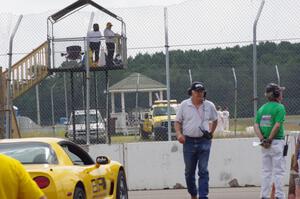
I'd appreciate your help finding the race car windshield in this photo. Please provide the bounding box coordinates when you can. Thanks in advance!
[0,142,58,164]
[153,107,176,116]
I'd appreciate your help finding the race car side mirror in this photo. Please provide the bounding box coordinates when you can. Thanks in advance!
[96,156,111,168]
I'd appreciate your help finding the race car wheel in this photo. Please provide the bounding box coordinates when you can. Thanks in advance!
[74,186,86,199]
[116,170,128,199]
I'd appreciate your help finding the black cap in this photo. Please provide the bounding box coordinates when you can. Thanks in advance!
[190,81,205,91]
[265,83,285,94]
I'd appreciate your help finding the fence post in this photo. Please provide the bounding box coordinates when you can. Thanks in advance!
[51,83,56,136]
[6,15,23,138]
[188,69,192,84]
[253,0,265,117]
[164,7,171,141]
[0,67,4,138]
[275,65,281,86]
[232,67,237,136]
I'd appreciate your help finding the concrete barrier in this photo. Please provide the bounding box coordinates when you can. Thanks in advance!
[89,143,125,165]
[88,138,293,190]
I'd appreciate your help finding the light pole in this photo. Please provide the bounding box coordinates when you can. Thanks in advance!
[51,83,56,136]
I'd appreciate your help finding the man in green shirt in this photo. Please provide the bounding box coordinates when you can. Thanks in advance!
[254,83,286,199]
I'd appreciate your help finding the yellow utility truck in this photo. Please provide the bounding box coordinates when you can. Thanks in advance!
[140,100,178,141]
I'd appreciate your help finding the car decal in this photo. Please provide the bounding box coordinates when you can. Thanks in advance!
[91,177,106,193]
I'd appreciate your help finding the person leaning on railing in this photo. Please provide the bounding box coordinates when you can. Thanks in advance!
[104,22,120,67]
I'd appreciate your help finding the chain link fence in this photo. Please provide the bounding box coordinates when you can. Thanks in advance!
[1,0,300,144]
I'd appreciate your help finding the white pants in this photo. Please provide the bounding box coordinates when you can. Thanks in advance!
[261,140,286,199]
[224,119,229,131]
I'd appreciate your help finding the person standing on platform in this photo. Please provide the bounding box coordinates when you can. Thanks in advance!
[104,22,119,66]
[87,23,102,64]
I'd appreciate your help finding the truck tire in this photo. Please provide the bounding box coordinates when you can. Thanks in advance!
[154,126,168,141]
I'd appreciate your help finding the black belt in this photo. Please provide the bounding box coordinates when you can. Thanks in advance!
[185,135,206,140]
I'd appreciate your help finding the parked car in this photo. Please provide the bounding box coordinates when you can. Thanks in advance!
[67,109,106,144]
[0,137,128,199]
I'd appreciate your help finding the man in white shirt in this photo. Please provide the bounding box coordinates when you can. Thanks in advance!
[104,22,117,66]
[222,106,230,131]
[216,106,224,133]
[175,81,218,199]
[87,23,102,63]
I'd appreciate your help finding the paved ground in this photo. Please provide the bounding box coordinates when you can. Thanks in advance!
[129,187,289,199]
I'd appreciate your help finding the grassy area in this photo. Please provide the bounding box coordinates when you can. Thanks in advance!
[111,135,141,143]
[21,133,143,143]
[18,115,300,143]
[229,115,300,132]
[229,118,253,132]
[21,131,65,138]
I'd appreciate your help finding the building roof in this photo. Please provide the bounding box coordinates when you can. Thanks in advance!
[49,0,122,23]
[109,73,166,93]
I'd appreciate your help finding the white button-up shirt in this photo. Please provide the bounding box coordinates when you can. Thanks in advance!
[87,31,102,43]
[175,98,218,137]
[104,28,115,43]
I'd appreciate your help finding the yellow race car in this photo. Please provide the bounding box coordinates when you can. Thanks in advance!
[0,137,128,199]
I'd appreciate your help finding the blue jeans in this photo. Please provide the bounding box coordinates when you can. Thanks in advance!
[183,136,212,199]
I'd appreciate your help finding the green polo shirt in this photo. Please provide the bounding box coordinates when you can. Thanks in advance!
[255,102,286,139]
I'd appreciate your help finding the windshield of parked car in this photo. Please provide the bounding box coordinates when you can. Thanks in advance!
[74,114,103,124]
[153,106,176,116]
[0,142,58,164]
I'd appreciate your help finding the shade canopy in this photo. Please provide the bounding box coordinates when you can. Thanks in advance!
[109,73,166,93]
[49,0,122,23]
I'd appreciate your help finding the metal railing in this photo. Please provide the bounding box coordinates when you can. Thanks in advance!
[3,41,49,99]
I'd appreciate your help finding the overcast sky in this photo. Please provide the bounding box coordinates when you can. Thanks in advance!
[0,0,187,14]
[1,0,300,68]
